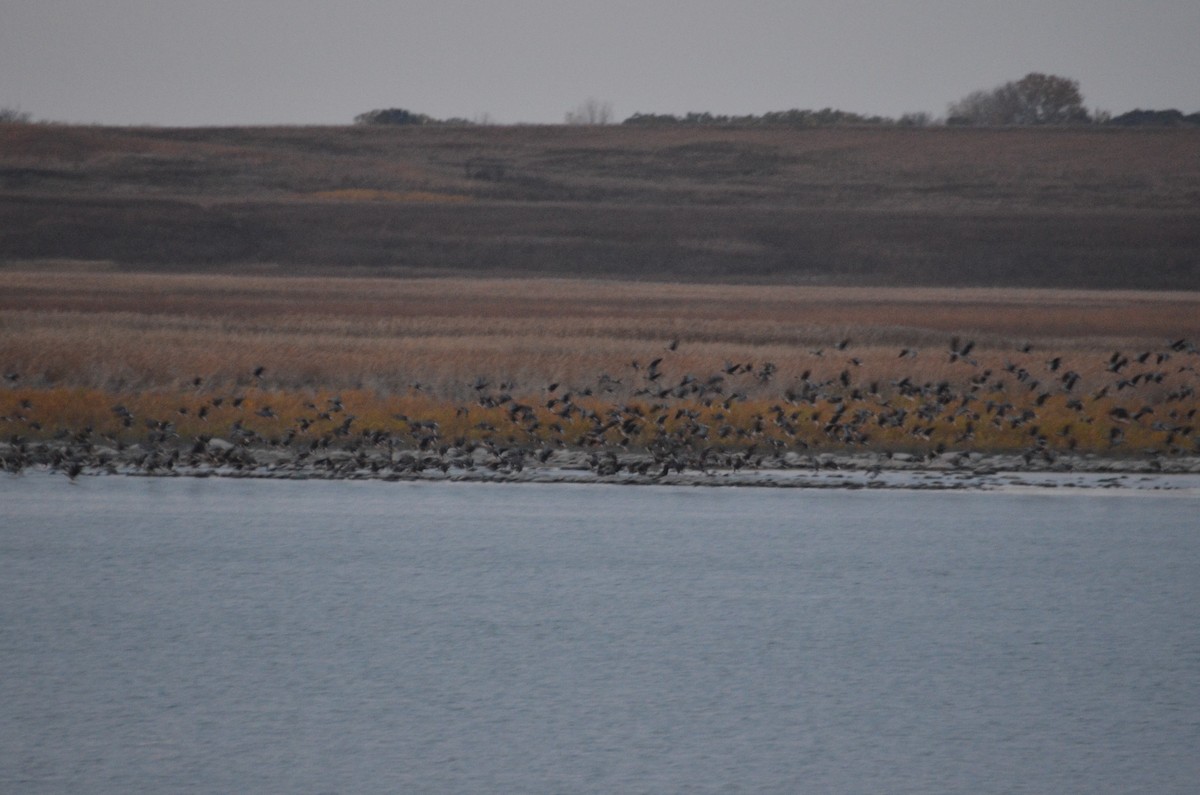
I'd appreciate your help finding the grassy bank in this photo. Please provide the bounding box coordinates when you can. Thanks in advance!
[3,123,1199,288]
[3,271,1197,466]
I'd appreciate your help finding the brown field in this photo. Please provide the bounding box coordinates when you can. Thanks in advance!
[4,270,1199,391]
[3,123,1199,288]
[3,123,1199,467]
[3,270,1197,461]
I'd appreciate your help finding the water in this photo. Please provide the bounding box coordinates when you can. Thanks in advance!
[2,474,1198,794]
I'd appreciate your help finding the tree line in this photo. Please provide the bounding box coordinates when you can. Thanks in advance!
[6,74,1195,129]
[352,73,1199,129]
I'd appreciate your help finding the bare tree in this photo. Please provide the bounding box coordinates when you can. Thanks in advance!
[947,89,1006,125]
[564,98,613,125]
[1003,73,1088,124]
[948,73,1088,126]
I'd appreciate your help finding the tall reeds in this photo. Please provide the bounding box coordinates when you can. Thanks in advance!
[2,272,1196,460]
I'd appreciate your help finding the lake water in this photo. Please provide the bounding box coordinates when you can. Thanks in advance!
[2,473,1198,794]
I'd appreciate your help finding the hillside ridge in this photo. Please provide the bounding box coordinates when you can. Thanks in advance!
[2,123,1198,288]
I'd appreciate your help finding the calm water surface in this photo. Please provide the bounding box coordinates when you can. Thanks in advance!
[2,474,1198,794]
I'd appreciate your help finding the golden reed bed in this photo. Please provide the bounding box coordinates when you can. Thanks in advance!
[2,270,1199,464]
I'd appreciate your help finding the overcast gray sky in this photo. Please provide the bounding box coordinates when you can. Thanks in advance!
[3,1,1198,126]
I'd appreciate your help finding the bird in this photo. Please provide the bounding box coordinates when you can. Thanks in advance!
[949,338,976,363]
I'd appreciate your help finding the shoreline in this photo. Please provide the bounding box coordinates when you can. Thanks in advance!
[5,441,1199,493]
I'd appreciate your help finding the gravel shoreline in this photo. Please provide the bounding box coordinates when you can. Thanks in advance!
[6,440,1200,492]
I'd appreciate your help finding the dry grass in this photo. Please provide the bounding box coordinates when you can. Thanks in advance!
[6,123,1198,210]
[2,270,1197,459]
[3,271,1198,393]
[5,123,1197,462]
[304,189,472,203]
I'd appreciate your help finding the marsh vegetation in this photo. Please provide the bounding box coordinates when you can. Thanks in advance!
[2,271,1197,478]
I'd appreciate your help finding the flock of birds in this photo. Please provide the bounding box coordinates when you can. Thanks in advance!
[2,336,1198,481]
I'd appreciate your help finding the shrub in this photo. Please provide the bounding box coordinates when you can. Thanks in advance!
[1107,109,1200,127]
[353,108,434,126]
[0,106,32,124]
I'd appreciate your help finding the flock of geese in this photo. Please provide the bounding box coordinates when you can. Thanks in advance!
[2,337,1198,481]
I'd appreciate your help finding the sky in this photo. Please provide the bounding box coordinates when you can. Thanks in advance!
[2,1,1198,126]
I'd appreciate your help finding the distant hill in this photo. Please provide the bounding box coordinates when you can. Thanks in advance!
[2,123,1198,288]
